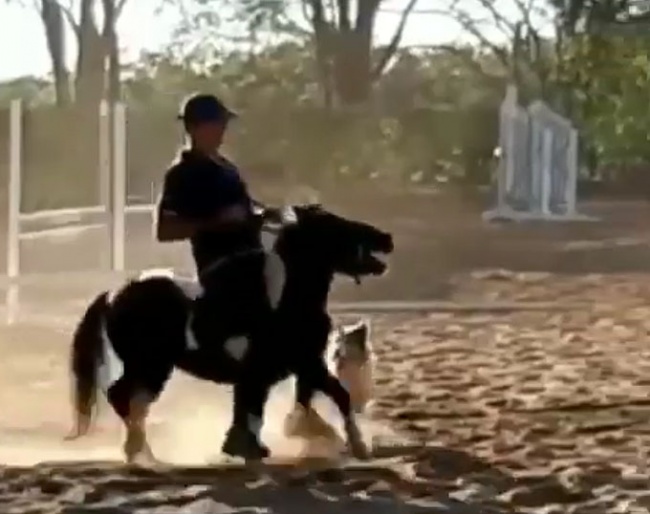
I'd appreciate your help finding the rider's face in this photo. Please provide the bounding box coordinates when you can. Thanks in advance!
[189,119,228,150]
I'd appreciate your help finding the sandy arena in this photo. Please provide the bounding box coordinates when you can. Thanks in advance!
[2,194,650,513]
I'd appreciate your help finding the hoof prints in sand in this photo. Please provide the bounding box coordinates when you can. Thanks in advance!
[3,273,650,513]
[368,303,650,513]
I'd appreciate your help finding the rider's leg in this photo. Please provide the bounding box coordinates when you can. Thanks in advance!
[199,254,276,460]
[222,373,271,460]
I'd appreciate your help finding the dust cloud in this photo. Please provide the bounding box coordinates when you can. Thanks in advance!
[0,374,397,467]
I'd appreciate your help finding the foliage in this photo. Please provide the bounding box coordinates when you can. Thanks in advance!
[4,0,650,210]
[0,41,510,210]
[172,0,421,107]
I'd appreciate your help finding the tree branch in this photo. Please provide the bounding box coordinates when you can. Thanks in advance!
[444,8,511,69]
[304,0,324,24]
[371,0,419,80]
[433,44,502,82]
[58,2,80,37]
[116,0,129,19]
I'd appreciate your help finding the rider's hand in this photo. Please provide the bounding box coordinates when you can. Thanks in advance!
[202,204,248,231]
[262,207,283,223]
[221,204,248,222]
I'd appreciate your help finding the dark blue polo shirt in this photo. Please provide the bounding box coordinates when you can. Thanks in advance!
[159,151,258,273]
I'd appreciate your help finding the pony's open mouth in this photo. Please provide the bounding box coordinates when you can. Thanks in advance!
[369,233,393,274]
[368,254,387,275]
[360,248,388,275]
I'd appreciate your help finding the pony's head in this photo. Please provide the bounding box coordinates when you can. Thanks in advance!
[274,204,393,281]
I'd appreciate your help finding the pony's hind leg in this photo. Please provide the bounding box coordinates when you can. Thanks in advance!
[107,366,172,466]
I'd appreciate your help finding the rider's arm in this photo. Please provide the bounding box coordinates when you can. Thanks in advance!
[156,168,249,243]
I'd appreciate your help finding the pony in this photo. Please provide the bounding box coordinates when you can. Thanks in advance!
[67,205,392,463]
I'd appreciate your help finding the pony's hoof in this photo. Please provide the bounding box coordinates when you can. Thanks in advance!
[124,453,165,470]
[349,441,370,461]
[222,428,270,461]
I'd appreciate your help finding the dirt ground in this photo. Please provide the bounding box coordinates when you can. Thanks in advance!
[2,191,650,513]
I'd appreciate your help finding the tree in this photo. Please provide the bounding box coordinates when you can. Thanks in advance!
[7,0,130,106]
[431,0,560,104]
[40,0,71,105]
[173,0,421,108]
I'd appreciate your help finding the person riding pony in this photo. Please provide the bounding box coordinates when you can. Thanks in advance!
[156,93,278,456]
[65,93,394,464]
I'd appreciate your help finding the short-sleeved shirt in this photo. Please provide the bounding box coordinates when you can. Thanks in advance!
[158,150,259,273]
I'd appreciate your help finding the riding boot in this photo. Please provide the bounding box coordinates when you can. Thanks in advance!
[222,425,270,461]
[222,379,271,461]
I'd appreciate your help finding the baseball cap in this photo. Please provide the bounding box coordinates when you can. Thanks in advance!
[177,93,237,125]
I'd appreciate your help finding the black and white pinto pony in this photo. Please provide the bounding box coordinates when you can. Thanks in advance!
[66,204,392,463]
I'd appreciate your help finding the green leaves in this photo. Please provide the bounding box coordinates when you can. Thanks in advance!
[563,33,650,165]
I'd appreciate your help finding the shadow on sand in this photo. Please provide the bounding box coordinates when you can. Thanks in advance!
[3,443,627,513]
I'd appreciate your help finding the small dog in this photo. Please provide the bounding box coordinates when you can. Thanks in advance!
[283,319,373,457]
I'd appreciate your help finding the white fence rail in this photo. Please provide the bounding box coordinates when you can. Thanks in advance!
[3,99,156,324]
[483,85,592,222]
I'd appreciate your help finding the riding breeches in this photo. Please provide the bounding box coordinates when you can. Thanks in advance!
[194,252,273,338]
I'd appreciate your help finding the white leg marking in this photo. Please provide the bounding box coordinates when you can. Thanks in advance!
[185,313,200,350]
[97,318,124,394]
[224,336,249,361]
[247,414,262,438]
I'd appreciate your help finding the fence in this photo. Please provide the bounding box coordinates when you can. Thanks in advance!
[2,96,599,328]
[483,85,589,222]
[2,99,156,324]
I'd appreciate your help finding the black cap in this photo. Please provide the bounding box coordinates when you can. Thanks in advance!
[177,93,236,125]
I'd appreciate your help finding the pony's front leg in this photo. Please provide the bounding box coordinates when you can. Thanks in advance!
[222,379,271,461]
[291,364,369,460]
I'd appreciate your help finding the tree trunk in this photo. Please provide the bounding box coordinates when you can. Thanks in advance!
[309,1,334,109]
[332,25,373,106]
[75,0,106,107]
[307,0,412,108]
[101,0,121,102]
[41,0,71,106]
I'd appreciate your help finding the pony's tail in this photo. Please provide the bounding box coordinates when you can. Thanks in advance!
[65,291,109,441]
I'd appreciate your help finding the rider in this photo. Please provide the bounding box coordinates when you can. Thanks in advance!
[155,93,273,458]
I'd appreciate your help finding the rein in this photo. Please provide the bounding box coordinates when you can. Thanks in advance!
[196,224,283,283]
